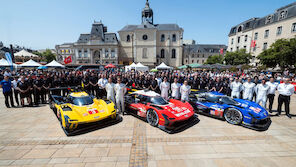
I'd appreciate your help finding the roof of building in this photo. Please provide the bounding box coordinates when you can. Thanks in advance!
[229,2,296,36]
[119,23,182,32]
[184,44,227,54]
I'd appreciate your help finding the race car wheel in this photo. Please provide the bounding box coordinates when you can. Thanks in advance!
[58,111,70,134]
[147,109,159,127]
[224,108,243,125]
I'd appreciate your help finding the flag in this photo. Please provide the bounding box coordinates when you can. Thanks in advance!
[64,55,72,64]
[5,52,13,71]
[220,48,224,55]
[251,40,256,48]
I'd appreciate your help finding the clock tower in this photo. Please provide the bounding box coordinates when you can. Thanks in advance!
[142,0,153,24]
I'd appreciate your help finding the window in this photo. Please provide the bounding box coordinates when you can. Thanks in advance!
[254,32,258,40]
[172,34,176,42]
[230,48,233,52]
[105,50,109,58]
[238,26,242,32]
[231,38,234,45]
[265,15,274,24]
[192,54,194,58]
[292,23,296,33]
[244,35,248,42]
[192,60,194,63]
[111,50,115,58]
[253,44,257,52]
[202,54,205,58]
[171,49,176,58]
[236,47,239,51]
[161,34,165,42]
[78,50,82,58]
[142,48,147,58]
[263,43,268,50]
[197,54,200,58]
[264,30,269,38]
[197,60,199,63]
[202,60,204,63]
[278,10,288,20]
[243,46,247,49]
[142,35,148,40]
[245,22,250,29]
[160,49,165,58]
[84,50,88,58]
[127,35,130,42]
[237,37,240,43]
[277,26,282,35]
[231,27,237,34]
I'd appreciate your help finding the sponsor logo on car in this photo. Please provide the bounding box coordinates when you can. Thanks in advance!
[249,106,261,113]
[88,109,99,115]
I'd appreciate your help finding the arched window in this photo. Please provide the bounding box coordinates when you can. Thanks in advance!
[161,34,165,42]
[172,34,176,42]
[238,26,242,32]
[127,35,130,42]
[161,49,165,58]
[172,49,176,58]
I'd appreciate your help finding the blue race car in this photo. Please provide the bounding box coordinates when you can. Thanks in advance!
[189,91,271,130]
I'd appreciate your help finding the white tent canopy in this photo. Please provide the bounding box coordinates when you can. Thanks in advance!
[19,59,41,67]
[156,62,173,70]
[45,60,65,68]
[125,62,137,71]
[14,49,39,57]
[0,58,18,67]
[135,63,149,71]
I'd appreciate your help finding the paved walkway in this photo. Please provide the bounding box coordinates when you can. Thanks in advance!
[0,93,295,167]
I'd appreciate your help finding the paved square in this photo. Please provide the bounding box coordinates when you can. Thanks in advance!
[0,92,295,167]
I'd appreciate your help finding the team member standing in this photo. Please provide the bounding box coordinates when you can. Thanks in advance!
[266,78,278,112]
[180,80,191,102]
[242,78,255,101]
[12,76,20,106]
[160,77,170,100]
[98,74,108,98]
[114,77,126,115]
[230,77,242,98]
[255,79,270,108]
[277,78,294,118]
[105,78,115,102]
[33,75,44,105]
[17,76,31,107]
[0,76,14,108]
[171,78,181,99]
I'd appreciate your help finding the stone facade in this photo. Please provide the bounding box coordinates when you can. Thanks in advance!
[228,2,296,66]
[118,0,183,67]
[183,44,227,64]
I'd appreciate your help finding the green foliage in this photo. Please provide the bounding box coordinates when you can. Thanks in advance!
[35,49,56,63]
[224,49,252,65]
[257,38,296,69]
[205,55,223,64]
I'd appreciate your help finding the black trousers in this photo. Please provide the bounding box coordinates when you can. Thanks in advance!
[34,89,44,105]
[267,94,275,112]
[13,89,20,106]
[3,91,14,108]
[277,94,290,115]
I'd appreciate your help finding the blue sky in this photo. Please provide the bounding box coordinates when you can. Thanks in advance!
[0,0,295,49]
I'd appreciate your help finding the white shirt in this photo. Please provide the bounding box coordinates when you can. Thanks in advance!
[230,81,242,92]
[114,83,126,98]
[266,81,278,94]
[243,82,255,93]
[160,82,170,91]
[255,84,270,97]
[12,80,18,89]
[98,78,108,88]
[278,83,294,96]
[180,85,191,97]
[171,83,181,98]
[105,83,115,96]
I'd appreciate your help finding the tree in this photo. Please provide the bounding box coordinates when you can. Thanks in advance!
[224,49,252,65]
[205,55,223,64]
[257,38,296,69]
[41,49,56,63]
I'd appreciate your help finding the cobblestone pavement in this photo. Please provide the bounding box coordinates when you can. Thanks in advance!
[0,92,296,167]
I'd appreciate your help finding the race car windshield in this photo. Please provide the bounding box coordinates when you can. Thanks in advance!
[71,96,94,106]
[220,96,239,105]
[150,96,169,105]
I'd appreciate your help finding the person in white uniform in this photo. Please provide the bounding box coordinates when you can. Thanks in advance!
[180,80,191,102]
[276,77,294,118]
[171,78,181,99]
[114,77,126,115]
[160,77,170,100]
[230,77,242,98]
[242,77,255,101]
[266,77,278,112]
[255,79,270,108]
[105,78,115,102]
[98,74,108,98]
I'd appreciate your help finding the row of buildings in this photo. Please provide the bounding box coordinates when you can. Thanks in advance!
[227,2,296,66]
[56,0,227,67]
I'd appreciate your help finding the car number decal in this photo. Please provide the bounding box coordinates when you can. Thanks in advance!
[88,109,99,115]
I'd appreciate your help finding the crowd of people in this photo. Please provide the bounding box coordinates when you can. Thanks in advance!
[0,68,295,118]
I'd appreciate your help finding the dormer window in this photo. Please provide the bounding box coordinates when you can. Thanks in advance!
[278,10,288,21]
[237,26,242,32]
[265,15,274,24]
[172,34,176,42]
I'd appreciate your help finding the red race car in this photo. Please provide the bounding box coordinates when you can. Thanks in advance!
[125,90,198,133]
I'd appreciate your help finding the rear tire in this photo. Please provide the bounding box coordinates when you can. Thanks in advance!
[146,109,159,127]
[224,108,243,125]
[58,112,71,136]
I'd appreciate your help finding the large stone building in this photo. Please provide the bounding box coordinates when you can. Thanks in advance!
[118,0,184,67]
[183,43,227,64]
[227,2,296,66]
[56,21,119,65]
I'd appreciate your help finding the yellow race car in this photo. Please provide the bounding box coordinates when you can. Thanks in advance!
[49,88,120,136]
